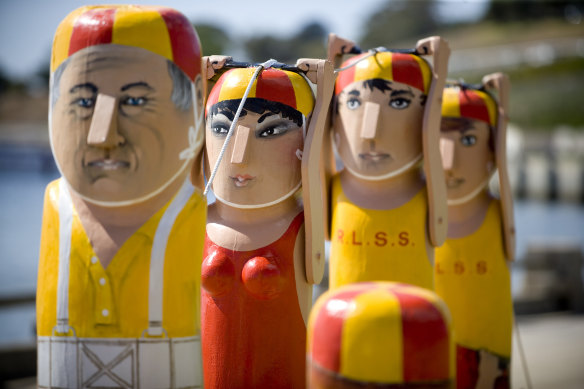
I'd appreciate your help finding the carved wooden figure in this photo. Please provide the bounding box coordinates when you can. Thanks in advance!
[435,74,515,389]
[307,282,454,388]
[36,5,206,388]
[201,58,334,388]
[326,34,450,290]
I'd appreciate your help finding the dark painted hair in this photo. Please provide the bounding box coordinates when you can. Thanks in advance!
[208,98,303,127]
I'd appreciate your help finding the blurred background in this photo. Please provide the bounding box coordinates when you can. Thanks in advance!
[0,0,583,388]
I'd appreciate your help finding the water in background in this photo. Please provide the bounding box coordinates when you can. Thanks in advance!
[1,167,583,346]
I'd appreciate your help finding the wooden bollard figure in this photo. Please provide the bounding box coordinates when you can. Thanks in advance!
[36,5,206,388]
[326,35,450,290]
[435,74,515,389]
[307,282,454,388]
[201,58,333,388]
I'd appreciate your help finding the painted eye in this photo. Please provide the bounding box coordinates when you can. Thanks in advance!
[347,98,361,110]
[74,97,95,108]
[258,125,288,138]
[212,124,230,136]
[461,134,477,146]
[389,98,410,110]
[123,96,147,106]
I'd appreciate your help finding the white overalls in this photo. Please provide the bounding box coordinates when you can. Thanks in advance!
[37,179,202,389]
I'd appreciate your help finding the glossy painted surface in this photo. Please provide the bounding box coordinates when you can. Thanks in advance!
[201,212,306,388]
[307,282,453,387]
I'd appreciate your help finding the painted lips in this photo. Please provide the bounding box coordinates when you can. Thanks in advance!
[446,177,465,189]
[358,152,390,162]
[87,159,130,170]
[230,174,255,187]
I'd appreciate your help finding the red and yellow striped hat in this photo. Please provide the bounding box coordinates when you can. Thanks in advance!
[51,5,201,81]
[335,52,431,95]
[442,86,497,127]
[206,67,315,117]
[307,282,453,385]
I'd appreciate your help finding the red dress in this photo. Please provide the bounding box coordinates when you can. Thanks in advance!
[201,212,306,389]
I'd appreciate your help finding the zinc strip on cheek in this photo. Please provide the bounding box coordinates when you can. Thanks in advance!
[439,138,455,170]
[230,125,251,164]
[360,102,380,139]
[87,94,119,145]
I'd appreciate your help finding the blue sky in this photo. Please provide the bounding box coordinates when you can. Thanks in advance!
[0,0,487,80]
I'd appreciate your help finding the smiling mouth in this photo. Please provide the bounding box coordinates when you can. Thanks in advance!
[358,152,391,162]
[87,159,131,171]
[229,174,255,188]
[446,177,465,189]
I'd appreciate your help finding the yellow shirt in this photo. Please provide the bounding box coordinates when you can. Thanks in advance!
[434,200,512,358]
[329,174,433,290]
[37,179,206,338]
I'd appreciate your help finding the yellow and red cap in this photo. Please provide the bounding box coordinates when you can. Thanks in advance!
[51,5,202,81]
[206,67,315,117]
[307,282,453,385]
[442,86,497,127]
[335,51,432,95]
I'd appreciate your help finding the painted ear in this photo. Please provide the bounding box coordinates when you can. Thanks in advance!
[483,72,515,261]
[416,36,451,247]
[327,33,360,68]
[298,59,335,284]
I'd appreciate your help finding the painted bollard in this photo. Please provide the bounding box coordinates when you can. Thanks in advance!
[436,74,515,389]
[201,58,333,388]
[36,5,206,388]
[307,282,454,388]
[326,35,450,291]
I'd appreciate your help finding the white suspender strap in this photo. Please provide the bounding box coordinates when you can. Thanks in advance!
[56,178,73,334]
[147,179,195,336]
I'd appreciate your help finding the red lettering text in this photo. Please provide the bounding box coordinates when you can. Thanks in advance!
[351,231,362,246]
[398,231,410,246]
[374,232,388,247]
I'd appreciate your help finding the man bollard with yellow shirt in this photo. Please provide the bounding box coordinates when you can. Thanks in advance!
[325,35,450,290]
[36,6,206,388]
[435,74,515,389]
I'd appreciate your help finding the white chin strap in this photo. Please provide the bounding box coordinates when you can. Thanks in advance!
[48,83,204,208]
[214,180,301,209]
[344,153,423,181]
[447,177,491,206]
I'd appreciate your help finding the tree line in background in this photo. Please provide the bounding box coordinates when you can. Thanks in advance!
[1,0,583,130]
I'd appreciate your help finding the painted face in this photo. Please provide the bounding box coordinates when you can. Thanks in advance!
[50,45,198,204]
[440,118,494,201]
[333,79,426,178]
[206,106,303,206]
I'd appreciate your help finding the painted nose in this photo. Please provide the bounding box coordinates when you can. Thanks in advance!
[360,101,380,140]
[87,94,124,147]
[230,125,251,165]
[440,137,455,170]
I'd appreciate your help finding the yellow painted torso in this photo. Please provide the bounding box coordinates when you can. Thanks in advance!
[329,174,433,290]
[434,199,512,358]
[36,179,206,338]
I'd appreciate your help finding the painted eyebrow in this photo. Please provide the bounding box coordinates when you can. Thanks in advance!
[347,89,360,97]
[390,89,414,98]
[257,112,279,123]
[69,83,97,94]
[120,82,154,92]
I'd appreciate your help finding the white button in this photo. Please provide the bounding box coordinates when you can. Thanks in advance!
[102,309,109,317]
[99,278,106,286]
[91,256,98,264]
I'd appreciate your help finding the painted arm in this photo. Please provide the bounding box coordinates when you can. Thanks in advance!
[483,72,515,261]
[296,58,335,284]
[417,36,451,248]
